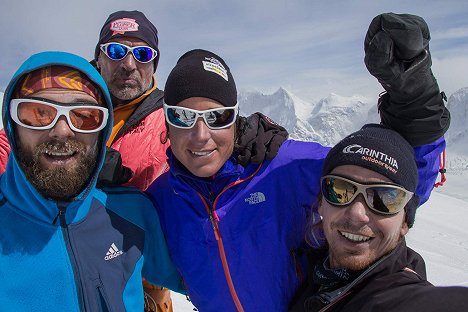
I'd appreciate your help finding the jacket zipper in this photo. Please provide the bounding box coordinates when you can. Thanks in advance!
[57,202,86,311]
[195,164,263,312]
[317,291,353,312]
[96,284,110,312]
[197,193,243,311]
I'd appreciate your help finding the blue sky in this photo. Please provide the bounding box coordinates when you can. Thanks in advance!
[2,0,468,103]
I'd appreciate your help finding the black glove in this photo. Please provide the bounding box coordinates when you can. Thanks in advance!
[365,13,450,146]
[234,113,288,166]
[97,147,133,188]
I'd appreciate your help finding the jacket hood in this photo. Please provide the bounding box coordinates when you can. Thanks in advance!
[0,51,113,224]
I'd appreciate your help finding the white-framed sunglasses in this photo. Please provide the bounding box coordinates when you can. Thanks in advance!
[10,98,108,133]
[163,103,239,130]
[100,42,158,64]
[321,175,414,215]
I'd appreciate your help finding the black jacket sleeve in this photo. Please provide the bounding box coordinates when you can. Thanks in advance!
[234,112,288,166]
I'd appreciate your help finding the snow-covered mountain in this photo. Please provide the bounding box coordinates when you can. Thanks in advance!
[239,87,465,172]
[445,87,468,172]
[239,88,378,146]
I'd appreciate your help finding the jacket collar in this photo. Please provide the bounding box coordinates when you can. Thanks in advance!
[166,148,245,199]
[308,239,426,307]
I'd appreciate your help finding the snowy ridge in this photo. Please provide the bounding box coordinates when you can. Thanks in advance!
[239,88,378,145]
[302,93,376,146]
[238,88,298,134]
[239,87,465,171]
[445,87,468,172]
[240,89,378,143]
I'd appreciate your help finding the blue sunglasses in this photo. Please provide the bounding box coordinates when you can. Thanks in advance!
[100,42,158,63]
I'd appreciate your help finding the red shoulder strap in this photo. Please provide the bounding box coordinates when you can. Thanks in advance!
[434,150,446,188]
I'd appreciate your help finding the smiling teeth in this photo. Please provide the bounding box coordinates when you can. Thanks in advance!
[340,231,371,242]
[46,151,74,156]
[192,151,210,156]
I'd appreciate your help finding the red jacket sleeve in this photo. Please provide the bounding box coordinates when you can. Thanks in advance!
[0,129,11,174]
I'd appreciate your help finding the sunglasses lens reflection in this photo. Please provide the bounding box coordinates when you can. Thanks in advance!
[107,44,127,60]
[105,43,156,63]
[166,107,237,129]
[321,176,410,215]
[132,47,154,62]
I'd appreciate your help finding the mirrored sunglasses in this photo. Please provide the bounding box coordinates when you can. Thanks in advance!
[320,175,413,215]
[10,98,108,133]
[100,42,158,63]
[163,104,239,130]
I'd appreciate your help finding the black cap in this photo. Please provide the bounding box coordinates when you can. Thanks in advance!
[95,10,159,70]
[164,49,237,107]
[322,124,420,227]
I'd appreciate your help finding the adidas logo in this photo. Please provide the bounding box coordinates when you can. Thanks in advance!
[245,192,266,205]
[104,243,123,261]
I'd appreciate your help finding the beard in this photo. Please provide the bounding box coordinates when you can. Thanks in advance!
[16,138,99,201]
[108,68,152,103]
[327,219,404,271]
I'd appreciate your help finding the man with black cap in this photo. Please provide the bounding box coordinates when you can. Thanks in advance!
[93,10,289,311]
[289,124,468,311]
[93,10,183,311]
[94,10,170,191]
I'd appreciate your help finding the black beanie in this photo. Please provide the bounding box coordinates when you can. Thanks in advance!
[95,10,159,71]
[322,124,420,227]
[164,49,237,107]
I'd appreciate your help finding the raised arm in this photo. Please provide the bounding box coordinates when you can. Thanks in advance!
[364,13,449,205]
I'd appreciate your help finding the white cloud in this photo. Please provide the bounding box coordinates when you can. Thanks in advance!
[2,0,468,100]
[433,26,468,40]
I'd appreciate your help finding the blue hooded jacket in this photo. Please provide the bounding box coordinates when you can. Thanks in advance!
[0,51,183,311]
[147,135,444,312]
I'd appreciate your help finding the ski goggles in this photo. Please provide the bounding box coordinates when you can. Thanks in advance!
[320,175,413,215]
[163,103,239,130]
[10,98,108,133]
[100,42,158,64]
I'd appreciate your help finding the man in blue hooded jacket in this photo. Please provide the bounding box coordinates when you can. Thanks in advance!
[0,51,184,311]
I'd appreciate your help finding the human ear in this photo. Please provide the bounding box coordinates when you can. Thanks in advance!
[401,221,409,236]
[318,201,324,217]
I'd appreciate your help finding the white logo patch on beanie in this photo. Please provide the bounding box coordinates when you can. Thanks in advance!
[110,18,139,35]
[202,57,228,81]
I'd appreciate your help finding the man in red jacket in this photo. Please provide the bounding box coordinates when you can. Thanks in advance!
[94,10,170,191]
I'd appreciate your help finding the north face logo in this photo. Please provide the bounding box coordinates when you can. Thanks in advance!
[245,192,266,205]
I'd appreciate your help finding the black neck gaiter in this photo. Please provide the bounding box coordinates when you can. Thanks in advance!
[313,256,362,291]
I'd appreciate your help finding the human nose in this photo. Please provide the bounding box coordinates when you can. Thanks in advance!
[120,52,137,70]
[191,117,211,141]
[49,116,75,140]
[344,194,370,223]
